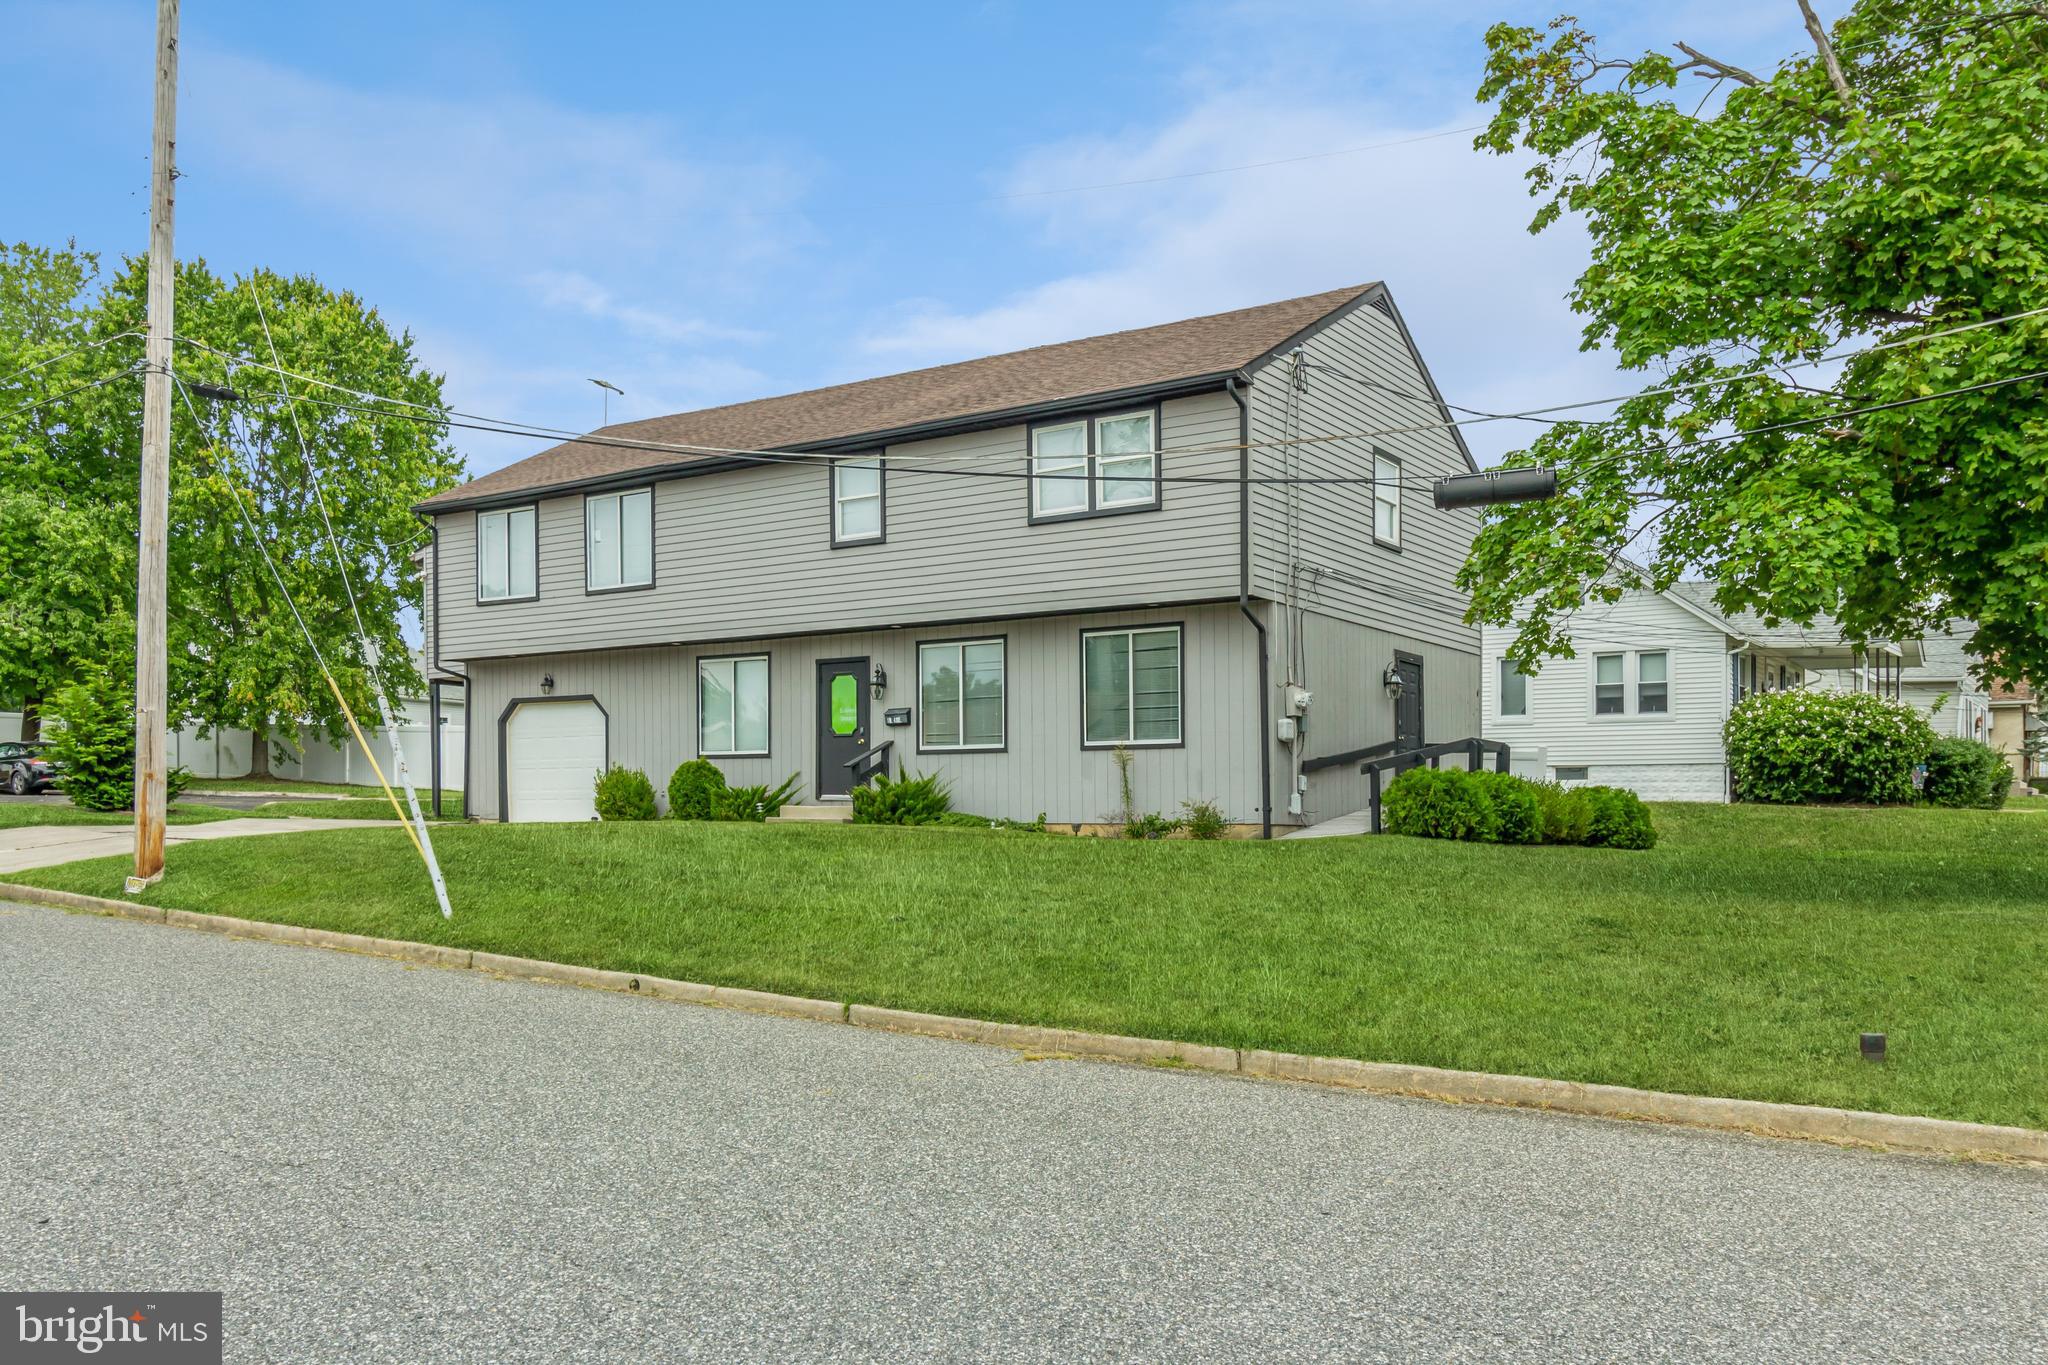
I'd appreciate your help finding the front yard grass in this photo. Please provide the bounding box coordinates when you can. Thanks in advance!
[13,803,2045,1129]
[0,800,246,829]
[249,792,465,821]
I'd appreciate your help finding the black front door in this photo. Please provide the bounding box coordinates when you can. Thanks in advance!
[815,657,870,799]
[1393,652,1425,751]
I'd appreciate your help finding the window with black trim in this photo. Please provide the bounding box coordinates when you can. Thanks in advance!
[1030,409,1158,519]
[698,655,769,756]
[919,639,1004,750]
[476,506,537,601]
[1373,453,1402,546]
[833,458,883,545]
[586,489,653,591]
[1082,625,1181,745]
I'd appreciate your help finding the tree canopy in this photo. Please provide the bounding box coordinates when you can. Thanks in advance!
[1463,1,2048,685]
[0,242,464,756]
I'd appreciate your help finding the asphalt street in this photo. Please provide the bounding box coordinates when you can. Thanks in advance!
[4,900,2044,1363]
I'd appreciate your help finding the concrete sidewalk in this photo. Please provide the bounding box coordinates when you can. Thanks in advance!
[0,816,399,875]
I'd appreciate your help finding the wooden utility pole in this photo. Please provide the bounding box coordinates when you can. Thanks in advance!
[130,0,179,889]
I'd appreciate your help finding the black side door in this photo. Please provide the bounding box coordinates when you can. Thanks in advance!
[814,657,870,799]
[1393,652,1425,751]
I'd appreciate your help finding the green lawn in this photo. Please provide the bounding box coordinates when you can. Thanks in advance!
[181,777,387,795]
[248,792,465,821]
[12,803,2045,1129]
[0,800,247,829]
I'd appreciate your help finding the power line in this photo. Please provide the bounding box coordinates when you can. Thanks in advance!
[0,330,144,391]
[1,364,145,420]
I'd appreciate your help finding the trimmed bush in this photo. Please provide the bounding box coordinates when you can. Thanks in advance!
[1922,738,2010,809]
[851,769,951,825]
[44,663,136,812]
[1382,767,1497,842]
[593,765,658,821]
[1581,785,1657,849]
[1473,770,1542,844]
[1530,780,1592,845]
[666,758,727,820]
[715,773,803,821]
[1724,689,1934,804]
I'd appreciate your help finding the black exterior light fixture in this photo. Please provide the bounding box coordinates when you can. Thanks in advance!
[540,673,555,695]
[1860,1032,1887,1062]
[870,664,887,699]
[1382,664,1405,700]
[1432,467,1559,510]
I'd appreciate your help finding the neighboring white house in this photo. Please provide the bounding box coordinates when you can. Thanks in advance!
[1481,579,1925,802]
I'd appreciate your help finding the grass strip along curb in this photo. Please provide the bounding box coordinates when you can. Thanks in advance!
[8,880,2044,1165]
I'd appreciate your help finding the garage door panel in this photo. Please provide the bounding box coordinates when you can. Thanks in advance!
[505,701,606,822]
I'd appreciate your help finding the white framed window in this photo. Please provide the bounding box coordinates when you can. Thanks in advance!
[1082,625,1181,746]
[1031,409,1158,519]
[586,489,653,592]
[1594,654,1625,714]
[1499,658,1529,717]
[832,458,883,545]
[1373,452,1402,546]
[918,638,1005,751]
[1638,651,1670,713]
[476,506,537,602]
[698,655,769,756]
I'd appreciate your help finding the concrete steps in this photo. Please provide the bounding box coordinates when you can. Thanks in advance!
[768,804,854,824]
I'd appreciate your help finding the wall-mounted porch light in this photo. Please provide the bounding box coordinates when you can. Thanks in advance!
[870,664,888,699]
[1382,664,1405,701]
[541,673,555,695]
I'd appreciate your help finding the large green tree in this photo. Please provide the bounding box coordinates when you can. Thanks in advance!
[0,243,464,765]
[1463,1,2048,684]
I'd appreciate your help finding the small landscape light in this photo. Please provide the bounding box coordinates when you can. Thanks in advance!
[1860,1032,1886,1062]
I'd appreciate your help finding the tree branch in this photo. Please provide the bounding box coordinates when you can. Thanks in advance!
[1674,42,1764,85]
[1797,0,1856,105]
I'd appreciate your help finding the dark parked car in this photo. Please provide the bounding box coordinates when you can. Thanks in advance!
[1,741,63,794]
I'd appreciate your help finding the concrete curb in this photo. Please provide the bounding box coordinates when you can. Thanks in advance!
[5,880,2043,1164]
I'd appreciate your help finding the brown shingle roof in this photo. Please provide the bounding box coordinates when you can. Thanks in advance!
[420,283,1378,510]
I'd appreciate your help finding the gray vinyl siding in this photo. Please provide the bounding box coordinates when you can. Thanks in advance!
[1245,298,1481,656]
[435,391,1242,662]
[1271,605,1480,825]
[466,602,1265,826]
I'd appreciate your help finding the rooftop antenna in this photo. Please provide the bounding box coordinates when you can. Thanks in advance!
[589,377,623,426]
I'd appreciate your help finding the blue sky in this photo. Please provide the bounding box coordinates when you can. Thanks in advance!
[2,0,1828,477]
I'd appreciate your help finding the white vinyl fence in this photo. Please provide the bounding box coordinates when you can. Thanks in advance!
[169,696,466,789]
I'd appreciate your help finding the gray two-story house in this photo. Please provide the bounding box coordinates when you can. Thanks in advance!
[418,284,1482,833]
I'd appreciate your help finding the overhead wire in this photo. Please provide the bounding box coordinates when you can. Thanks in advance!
[0,330,144,390]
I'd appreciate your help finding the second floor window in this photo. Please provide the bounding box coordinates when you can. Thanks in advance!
[586,489,653,592]
[476,506,537,602]
[1373,453,1402,546]
[1031,410,1158,519]
[833,458,883,545]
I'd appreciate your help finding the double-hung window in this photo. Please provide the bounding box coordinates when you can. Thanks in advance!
[832,458,883,545]
[919,638,1005,751]
[476,506,537,602]
[1373,452,1402,546]
[1594,654,1626,714]
[1030,409,1158,519]
[1082,626,1181,746]
[1638,652,1670,713]
[586,489,653,592]
[698,655,769,756]
[1499,658,1529,717]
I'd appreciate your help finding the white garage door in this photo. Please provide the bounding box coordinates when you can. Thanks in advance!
[504,700,606,822]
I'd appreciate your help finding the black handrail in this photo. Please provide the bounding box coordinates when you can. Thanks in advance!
[1362,737,1511,833]
[1300,738,1406,774]
[843,738,894,789]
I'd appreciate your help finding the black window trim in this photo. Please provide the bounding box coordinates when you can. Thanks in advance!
[583,486,657,597]
[1078,620,1186,750]
[828,455,887,549]
[694,651,773,758]
[1026,403,1165,525]
[474,503,541,606]
[914,633,1010,755]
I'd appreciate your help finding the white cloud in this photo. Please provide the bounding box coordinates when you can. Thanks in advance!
[525,271,768,347]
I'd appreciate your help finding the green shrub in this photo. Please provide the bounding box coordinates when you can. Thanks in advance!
[1122,811,1180,840]
[1530,780,1592,845]
[1581,786,1657,849]
[1473,770,1542,844]
[1724,690,1934,804]
[1178,798,1229,840]
[593,765,658,821]
[851,769,951,825]
[1382,767,1497,842]
[716,773,802,821]
[44,663,136,811]
[666,758,727,820]
[1922,738,2010,809]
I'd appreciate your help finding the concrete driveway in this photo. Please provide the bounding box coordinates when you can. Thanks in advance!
[4,900,2042,1363]
[0,815,398,875]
